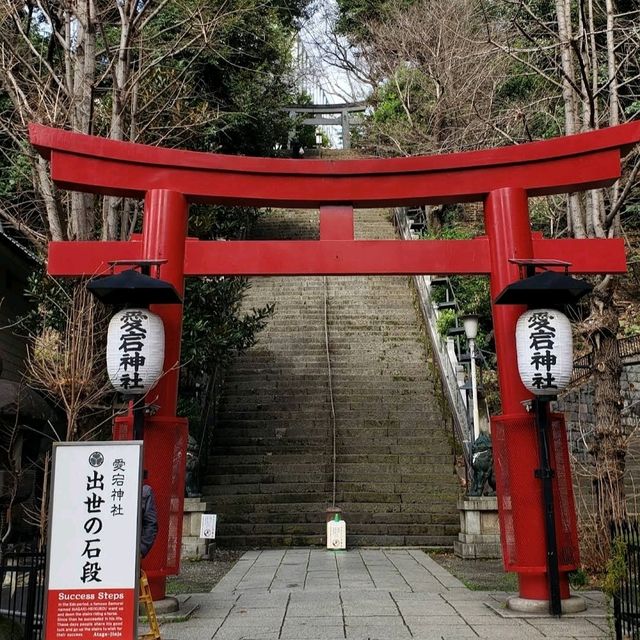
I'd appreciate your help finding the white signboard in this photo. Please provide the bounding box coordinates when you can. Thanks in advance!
[200,514,217,539]
[45,441,143,640]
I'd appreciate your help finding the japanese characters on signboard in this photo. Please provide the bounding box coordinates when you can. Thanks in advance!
[106,308,165,394]
[45,442,143,640]
[516,309,573,396]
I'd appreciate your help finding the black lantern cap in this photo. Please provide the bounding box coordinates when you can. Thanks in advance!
[494,270,593,307]
[87,269,182,305]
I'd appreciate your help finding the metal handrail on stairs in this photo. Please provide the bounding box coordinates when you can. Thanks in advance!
[394,208,473,468]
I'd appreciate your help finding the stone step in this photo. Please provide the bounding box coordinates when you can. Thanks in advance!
[204,481,330,494]
[205,458,453,473]
[215,534,325,547]
[217,408,442,419]
[204,462,327,475]
[221,381,431,391]
[207,454,325,466]
[201,491,458,508]
[209,447,453,460]
[204,501,459,520]
[204,471,327,485]
[225,419,442,429]
[209,450,452,464]
[220,390,435,400]
[212,521,458,539]
[208,509,459,527]
[214,533,456,548]
[201,479,458,498]
[209,453,451,474]
[210,430,452,445]
[211,444,452,456]
[201,493,330,505]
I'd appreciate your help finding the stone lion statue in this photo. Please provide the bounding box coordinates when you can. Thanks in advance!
[185,435,201,498]
[469,432,496,497]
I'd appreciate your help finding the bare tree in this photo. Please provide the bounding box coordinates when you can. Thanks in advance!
[26,284,112,441]
[0,0,247,245]
[344,0,511,155]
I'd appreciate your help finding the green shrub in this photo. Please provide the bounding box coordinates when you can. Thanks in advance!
[436,309,456,337]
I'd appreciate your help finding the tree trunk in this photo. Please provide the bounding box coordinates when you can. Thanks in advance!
[605,0,619,127]
[70,0,96,240]
[34,157,64,242]
[555,0,587,237]
[586,281,626,543]
[102,0,134,241]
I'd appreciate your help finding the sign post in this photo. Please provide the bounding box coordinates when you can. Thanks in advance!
[45,441,143,640]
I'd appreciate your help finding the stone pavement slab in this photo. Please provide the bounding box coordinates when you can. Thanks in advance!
[158,549,610,640]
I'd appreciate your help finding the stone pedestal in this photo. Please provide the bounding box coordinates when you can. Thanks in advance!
[182,497,215,559]
[507,595,586,614]
[454,496,501,559]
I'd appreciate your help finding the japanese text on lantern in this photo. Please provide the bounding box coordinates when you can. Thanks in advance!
[528,311,557,391]
[118,310,148,391]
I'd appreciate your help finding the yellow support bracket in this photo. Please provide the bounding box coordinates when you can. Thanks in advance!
[138,570,161,640]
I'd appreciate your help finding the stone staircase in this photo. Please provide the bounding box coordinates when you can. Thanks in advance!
[201,208,460,547]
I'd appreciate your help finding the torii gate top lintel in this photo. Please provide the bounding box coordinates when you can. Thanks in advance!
[285,101,367,114]
[29,121,640,208]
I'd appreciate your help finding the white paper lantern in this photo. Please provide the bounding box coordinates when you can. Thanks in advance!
[516,308,573,396]
[106,308,165,394]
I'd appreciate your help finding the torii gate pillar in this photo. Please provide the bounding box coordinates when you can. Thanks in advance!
[485,188,562,601]
[30,120,640,607]
[341,110,351,149]
[485,188,533,416]
[141,189,188,416]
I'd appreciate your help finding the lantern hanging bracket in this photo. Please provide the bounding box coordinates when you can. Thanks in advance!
[107,259,168,278]
[508,258,572,279]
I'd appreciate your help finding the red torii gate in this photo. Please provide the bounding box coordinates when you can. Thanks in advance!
[31,121,640,607]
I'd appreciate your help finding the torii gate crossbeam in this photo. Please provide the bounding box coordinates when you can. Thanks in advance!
[30,121,640,608]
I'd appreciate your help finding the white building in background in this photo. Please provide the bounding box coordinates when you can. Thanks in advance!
[292,35,331,107]
[290,0,370,149]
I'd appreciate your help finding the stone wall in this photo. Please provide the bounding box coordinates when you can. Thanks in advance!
[557,364,640,511]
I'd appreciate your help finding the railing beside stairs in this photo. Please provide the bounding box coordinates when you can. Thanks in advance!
[394,208,473,468]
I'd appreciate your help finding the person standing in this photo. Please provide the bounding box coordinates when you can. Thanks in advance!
[140,481,158,558]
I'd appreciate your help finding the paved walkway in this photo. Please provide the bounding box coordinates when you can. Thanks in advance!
[159,549,609,640]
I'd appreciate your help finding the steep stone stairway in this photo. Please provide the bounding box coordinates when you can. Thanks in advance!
[201,209,460,547]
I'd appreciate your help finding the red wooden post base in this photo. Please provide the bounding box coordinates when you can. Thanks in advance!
[30,121,640,604]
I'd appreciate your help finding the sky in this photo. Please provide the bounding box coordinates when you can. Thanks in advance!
[296,0,369,105]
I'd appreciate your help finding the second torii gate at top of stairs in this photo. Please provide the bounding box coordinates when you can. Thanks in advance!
[286,101,367,149]
[30,120,640,606]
